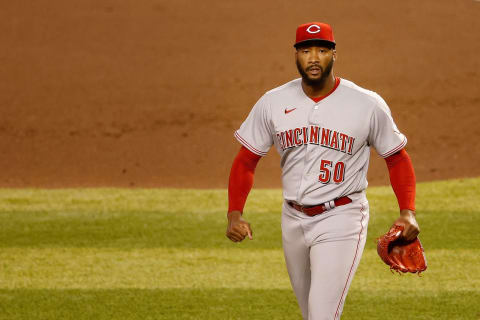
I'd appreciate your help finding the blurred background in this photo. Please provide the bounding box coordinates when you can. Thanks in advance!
[1,0,479,188]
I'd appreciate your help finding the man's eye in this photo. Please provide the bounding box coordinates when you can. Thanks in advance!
[303,50,309,53]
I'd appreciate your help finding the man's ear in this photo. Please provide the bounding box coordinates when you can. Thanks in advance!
[333,49,337,61]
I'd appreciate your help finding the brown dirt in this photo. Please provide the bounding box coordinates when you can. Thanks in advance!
[1,0,479,188]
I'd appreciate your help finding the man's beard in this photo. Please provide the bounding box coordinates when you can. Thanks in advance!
[296,57,334,87]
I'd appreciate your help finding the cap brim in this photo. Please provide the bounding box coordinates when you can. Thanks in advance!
[294,39,336,48]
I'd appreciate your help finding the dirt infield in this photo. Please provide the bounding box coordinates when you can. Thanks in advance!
[1,1,479,188]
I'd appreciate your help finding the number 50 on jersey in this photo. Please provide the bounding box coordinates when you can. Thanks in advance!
[319,160,345,184]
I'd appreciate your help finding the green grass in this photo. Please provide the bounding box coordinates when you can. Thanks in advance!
[0,177,479,319]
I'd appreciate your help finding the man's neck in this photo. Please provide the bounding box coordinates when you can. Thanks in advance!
[301,73,336,98]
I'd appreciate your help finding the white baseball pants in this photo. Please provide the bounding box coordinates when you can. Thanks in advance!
[281,192,369,320]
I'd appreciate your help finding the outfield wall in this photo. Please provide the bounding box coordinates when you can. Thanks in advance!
[1,1,479,188]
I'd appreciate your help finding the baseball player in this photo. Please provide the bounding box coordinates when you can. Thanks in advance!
[226,22,420,319]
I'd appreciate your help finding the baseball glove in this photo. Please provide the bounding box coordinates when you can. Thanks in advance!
[376,225,427,274]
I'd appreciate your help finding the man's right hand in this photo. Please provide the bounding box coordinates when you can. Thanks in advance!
[226,211,253,242]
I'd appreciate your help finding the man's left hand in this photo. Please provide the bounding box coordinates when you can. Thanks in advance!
[392,209,419,242]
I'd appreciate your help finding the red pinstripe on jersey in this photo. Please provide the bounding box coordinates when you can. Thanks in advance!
[234,131,268,156]
[334,203,365,319]
[380,136,407,158]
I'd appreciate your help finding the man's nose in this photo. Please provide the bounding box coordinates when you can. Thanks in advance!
[308,50,321,63]
[308,53,320,63]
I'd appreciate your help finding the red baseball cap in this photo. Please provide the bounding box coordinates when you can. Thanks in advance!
[294,22,335,48]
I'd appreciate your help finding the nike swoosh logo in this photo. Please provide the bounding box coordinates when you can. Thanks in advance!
[285,108,297,114]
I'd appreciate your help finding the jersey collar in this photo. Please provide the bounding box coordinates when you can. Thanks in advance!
[303,77,341,103]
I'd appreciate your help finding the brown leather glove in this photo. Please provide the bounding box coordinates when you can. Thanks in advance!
[377,225,427,274]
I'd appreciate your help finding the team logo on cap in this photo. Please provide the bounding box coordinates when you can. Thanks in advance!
[306,24,321,34]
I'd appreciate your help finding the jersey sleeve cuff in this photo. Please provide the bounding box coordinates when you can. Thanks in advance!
[379,136,407,158]
[234,131,268,156]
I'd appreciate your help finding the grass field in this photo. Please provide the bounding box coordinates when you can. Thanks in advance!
[0,178,479,319]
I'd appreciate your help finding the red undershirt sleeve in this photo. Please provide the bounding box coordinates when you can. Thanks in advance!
[385,148,416,211]
[228,146,262,214]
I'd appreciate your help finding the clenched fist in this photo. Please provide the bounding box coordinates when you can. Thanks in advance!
[226,211,253,242]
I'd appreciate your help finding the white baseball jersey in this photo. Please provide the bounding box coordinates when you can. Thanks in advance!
[235,78,406,205]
